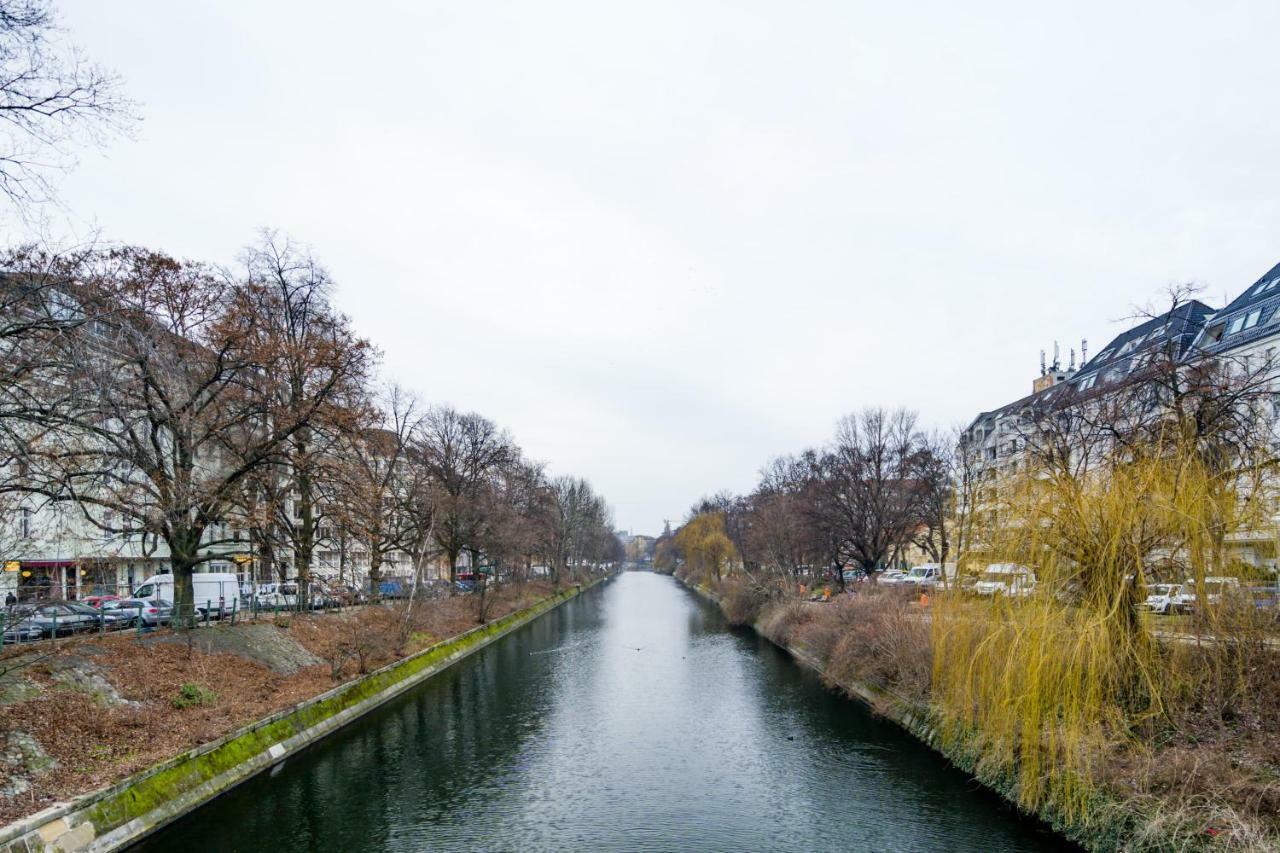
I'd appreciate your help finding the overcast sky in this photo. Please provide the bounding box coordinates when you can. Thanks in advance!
[33,1,1280,534]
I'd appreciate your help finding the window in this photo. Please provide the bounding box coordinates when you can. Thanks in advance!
[1204,322,1226,343]
[20,507,33,539]
[1077,375,1096,391]
[1094,349,1114,362]
[1254,276,1280,296]
[1227,309,1263,336]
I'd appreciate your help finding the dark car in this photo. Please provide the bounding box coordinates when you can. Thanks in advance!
[378,580,407,599]
[6,601,102,637]
[1,611,44,643]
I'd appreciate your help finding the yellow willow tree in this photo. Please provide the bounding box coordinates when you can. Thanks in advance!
[933,331,1278,826]
[675,511,737,583]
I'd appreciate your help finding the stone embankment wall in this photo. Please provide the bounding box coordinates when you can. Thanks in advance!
[0,577,609,853]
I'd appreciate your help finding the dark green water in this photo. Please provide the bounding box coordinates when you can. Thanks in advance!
[135,572,1074,852]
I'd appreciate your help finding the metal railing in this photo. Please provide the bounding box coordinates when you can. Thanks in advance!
[0,576,503,649]
[0,580,374,648]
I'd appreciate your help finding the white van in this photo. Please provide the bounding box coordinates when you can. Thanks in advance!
[973,564,1037,597]
[132,572,241,617]
[902,564,946,588]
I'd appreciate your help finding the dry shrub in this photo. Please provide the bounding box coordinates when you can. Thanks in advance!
[822,591,932,703]
[757,600,812,649]
[1107,745,1280,852]
[719,578,770,627]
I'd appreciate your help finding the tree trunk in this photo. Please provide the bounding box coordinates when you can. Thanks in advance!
[368,548,384,601]
[294,443,314,608]
[169,530,201,630]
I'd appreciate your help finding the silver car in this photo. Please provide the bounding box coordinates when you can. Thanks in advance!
[102,597,173,627]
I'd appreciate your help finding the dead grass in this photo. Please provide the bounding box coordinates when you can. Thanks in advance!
[0,581,559,826]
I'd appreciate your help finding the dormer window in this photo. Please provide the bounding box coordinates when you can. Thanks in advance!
[1253,276,1280,297]
[1094,348,1115,362]
[1077,375,1096,391]
[1227,309,1262,336]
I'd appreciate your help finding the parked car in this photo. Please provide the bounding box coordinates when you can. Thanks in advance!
[6,601,103,637]
[841,569,867,584]
[1248,584,1280,611]
[973,564,1037,597]
[901,564,948,588]
[66,601,131,630]
[1,616,44,643]
[1174,576,1242,614]
[83,594,121,608]
[379,579,409,599]
[104,597,173,627]
[878,569,909,585]
[1138,583,1183,615]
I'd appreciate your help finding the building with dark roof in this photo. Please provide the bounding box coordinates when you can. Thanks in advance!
[1193,262,1280,356]
[962,299,1216,479]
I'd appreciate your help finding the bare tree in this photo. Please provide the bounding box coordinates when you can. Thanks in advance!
[546,475,613,582]
[10,247,345,625]
[418,406,516,583]
[911,429,955,583]
[0,0,136,211]
[811,408,924,579]
[332,385,425,600]
[239,231,374,604]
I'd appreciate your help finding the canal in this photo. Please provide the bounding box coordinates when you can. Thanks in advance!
[136,572,1073,852]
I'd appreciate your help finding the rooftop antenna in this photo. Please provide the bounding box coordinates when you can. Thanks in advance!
[1081,338,1088,365]
[1069,347,1076,371]
[1052,341,1060,371]
[1040,349,1047,376]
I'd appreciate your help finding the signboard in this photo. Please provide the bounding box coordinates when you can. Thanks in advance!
[2,561,18,572]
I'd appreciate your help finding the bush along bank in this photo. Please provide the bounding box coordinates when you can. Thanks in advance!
[673,568,1280,853]
[0,575,610,853]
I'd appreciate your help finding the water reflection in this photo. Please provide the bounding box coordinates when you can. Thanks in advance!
[136,572,1074,852]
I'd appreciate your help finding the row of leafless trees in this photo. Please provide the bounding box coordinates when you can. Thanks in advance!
[0,4,622,622]
[0,237,622,621]
[662,286,1280,598]
[658,408,954,588]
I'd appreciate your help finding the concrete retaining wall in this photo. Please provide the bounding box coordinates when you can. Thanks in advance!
[0,577,610,853]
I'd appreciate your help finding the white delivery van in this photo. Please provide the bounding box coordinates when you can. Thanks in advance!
[132,572,241,617]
